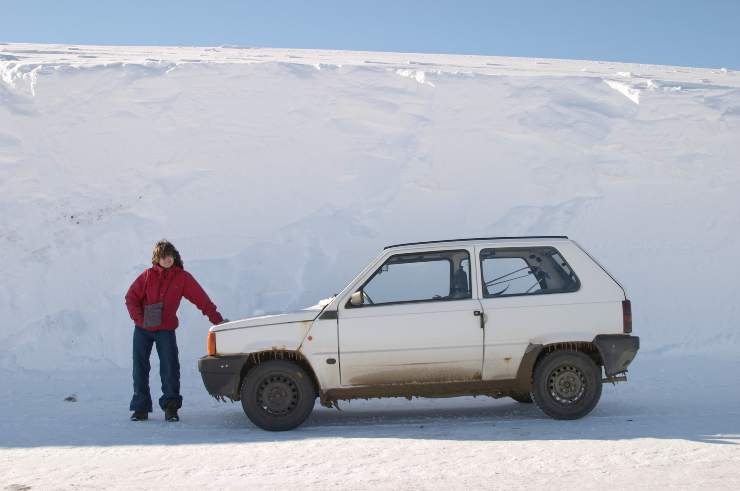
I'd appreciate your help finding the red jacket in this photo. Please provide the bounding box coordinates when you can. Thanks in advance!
[125,265,223,331]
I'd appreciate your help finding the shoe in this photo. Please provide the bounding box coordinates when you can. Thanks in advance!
[165,401,180,422]
[130,411,148,421]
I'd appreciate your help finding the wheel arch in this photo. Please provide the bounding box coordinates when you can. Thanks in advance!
[238,349,320,397]
[515,341,604,392]
[535,341,604,369]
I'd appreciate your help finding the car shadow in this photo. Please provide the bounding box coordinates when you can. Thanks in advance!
[2,396,737,449]
[3,355,739,449]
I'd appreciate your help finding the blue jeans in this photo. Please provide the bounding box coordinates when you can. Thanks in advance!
[129,326,183,412]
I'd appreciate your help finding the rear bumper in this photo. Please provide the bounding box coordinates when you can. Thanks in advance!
[198,355,246,400]
[593,334,640,377]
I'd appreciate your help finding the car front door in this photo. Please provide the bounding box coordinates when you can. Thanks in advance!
[337,248,484,386]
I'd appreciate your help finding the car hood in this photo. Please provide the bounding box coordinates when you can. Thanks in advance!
[211,309,322,332]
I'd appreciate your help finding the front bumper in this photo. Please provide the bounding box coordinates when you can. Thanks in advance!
[593,334,640,377]
[198,355,247,400]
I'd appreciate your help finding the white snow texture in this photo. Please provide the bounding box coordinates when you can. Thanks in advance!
[1,44,738,370]
[1,43,740,491]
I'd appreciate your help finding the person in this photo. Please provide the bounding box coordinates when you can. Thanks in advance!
[124,239,226,422]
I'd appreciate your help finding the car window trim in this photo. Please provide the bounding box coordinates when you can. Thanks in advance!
[479,246,581,299]
[346,248,473,308]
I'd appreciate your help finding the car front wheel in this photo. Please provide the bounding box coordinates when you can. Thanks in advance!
[240,360,316,431]
[531,350,602,420]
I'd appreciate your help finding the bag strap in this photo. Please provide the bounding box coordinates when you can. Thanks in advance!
[143,267,176,303]
[157,269,175,302]
[140,269,151,306]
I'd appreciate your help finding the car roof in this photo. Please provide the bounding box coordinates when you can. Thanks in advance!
[384,236,570,250]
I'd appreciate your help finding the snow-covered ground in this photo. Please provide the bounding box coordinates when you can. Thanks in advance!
[2,355,739,489]
[1,43,739,488]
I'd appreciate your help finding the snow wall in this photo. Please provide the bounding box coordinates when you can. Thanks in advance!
[1,44,739,371]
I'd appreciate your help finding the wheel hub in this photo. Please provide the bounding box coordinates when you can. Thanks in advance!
[548,365,586,404]
[257,374,299,415]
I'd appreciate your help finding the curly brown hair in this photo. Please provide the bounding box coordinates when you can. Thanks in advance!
[151,239,184,268]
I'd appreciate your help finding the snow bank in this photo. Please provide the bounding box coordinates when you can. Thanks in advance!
[1,44,739,370]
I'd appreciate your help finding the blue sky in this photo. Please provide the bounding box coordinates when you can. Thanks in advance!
[3,0,739,69]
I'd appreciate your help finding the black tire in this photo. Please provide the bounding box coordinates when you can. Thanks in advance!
[510,392,533,404]
[531,350,602,420]
[240,360,317,431]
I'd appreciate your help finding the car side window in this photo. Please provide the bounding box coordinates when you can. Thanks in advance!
[480,247,580,298]
[360,250,472,306]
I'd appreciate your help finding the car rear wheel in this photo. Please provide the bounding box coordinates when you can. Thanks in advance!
[531,350,602,420]
[240,360,316,431]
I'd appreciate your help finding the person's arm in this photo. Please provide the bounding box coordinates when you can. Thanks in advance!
[182,272,224,325]
[125,272,146,327]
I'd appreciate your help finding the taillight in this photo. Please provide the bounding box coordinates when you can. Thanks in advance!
[622,300,632,334]
[207,331,217,356]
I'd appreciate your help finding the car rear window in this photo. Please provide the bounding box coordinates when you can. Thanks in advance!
[479,246,580,298]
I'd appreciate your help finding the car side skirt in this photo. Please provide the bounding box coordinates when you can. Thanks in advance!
[320,346,542,406]
[320,379,527,406]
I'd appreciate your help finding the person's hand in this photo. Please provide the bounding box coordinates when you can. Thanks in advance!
[219,318,230,324]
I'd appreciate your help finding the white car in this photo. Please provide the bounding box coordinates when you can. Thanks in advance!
[199,236,639,431]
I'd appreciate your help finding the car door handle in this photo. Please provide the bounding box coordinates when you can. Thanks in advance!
[473,310,485,329]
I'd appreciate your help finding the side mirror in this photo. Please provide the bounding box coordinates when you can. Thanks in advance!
[350,291,364,306]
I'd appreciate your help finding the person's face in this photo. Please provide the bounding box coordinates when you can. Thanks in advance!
[159,255,174,269]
